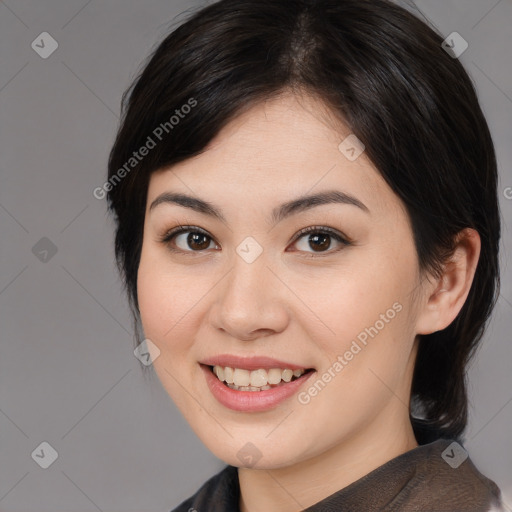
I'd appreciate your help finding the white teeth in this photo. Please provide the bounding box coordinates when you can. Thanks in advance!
[267,368,282,385]
[250,369,268,387]
[214,366,224,381]
[224,366,234,384]
[232,368,251,387]
[282,369,293,382]
[227,383,273,391]
[212,365,306,390]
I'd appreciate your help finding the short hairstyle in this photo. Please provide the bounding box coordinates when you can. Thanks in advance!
[106,0,501,443]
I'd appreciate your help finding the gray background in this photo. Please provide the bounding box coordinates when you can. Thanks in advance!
[0,1,511,511]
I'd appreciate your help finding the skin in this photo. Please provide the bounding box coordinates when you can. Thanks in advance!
[137,91,480,512]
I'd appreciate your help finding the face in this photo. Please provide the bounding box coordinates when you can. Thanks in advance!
[137,92,427,469]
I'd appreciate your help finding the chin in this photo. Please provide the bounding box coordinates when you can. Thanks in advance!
[192,424,312,470]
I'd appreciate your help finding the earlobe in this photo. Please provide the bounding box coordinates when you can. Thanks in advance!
[415,228,481,335]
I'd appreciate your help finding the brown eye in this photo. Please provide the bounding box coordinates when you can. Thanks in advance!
[161,226,217,253]
[160,225,350,256]
[304,233,331,252]
[183,232,212,251]
[291,226,350,255]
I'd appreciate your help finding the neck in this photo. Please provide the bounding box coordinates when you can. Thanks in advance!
[238,409,418,512]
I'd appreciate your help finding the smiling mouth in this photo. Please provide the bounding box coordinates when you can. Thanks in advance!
[209,365,315,391]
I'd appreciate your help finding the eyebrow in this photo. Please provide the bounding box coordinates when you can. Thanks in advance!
[149,189,370,225]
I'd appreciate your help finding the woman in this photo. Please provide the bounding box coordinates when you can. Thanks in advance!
[106,0,505,510]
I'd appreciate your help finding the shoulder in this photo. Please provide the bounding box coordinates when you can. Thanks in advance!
[170,465,239,512]
[326,438,505,512]
[397,439,504,511]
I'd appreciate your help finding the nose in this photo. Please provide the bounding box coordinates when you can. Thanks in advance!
[209,249,289,341]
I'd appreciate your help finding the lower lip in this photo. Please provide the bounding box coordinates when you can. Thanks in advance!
[200,364,315,412]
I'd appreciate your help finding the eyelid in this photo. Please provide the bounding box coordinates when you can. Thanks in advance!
[159,224,218,250]
[159,224,351,255]
[160,224,210,241]
[290,225,352,245]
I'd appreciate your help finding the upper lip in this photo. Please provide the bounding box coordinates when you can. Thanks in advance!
[200,354,312,371]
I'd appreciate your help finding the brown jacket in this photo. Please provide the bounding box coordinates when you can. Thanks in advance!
[171,438,504,511]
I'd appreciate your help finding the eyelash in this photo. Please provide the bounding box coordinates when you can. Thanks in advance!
[159,224,352,257]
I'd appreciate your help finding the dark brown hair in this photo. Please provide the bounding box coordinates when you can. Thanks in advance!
[106,0,501,443]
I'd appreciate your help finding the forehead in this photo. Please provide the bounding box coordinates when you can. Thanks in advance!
[147,92,402,220]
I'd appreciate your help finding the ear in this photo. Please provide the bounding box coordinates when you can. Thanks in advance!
[415,228,481,335]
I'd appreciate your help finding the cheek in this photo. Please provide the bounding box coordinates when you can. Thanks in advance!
[136,250,198,408]
[137,247,191,349]
[309,239,419,369]
[137,262,169,340]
